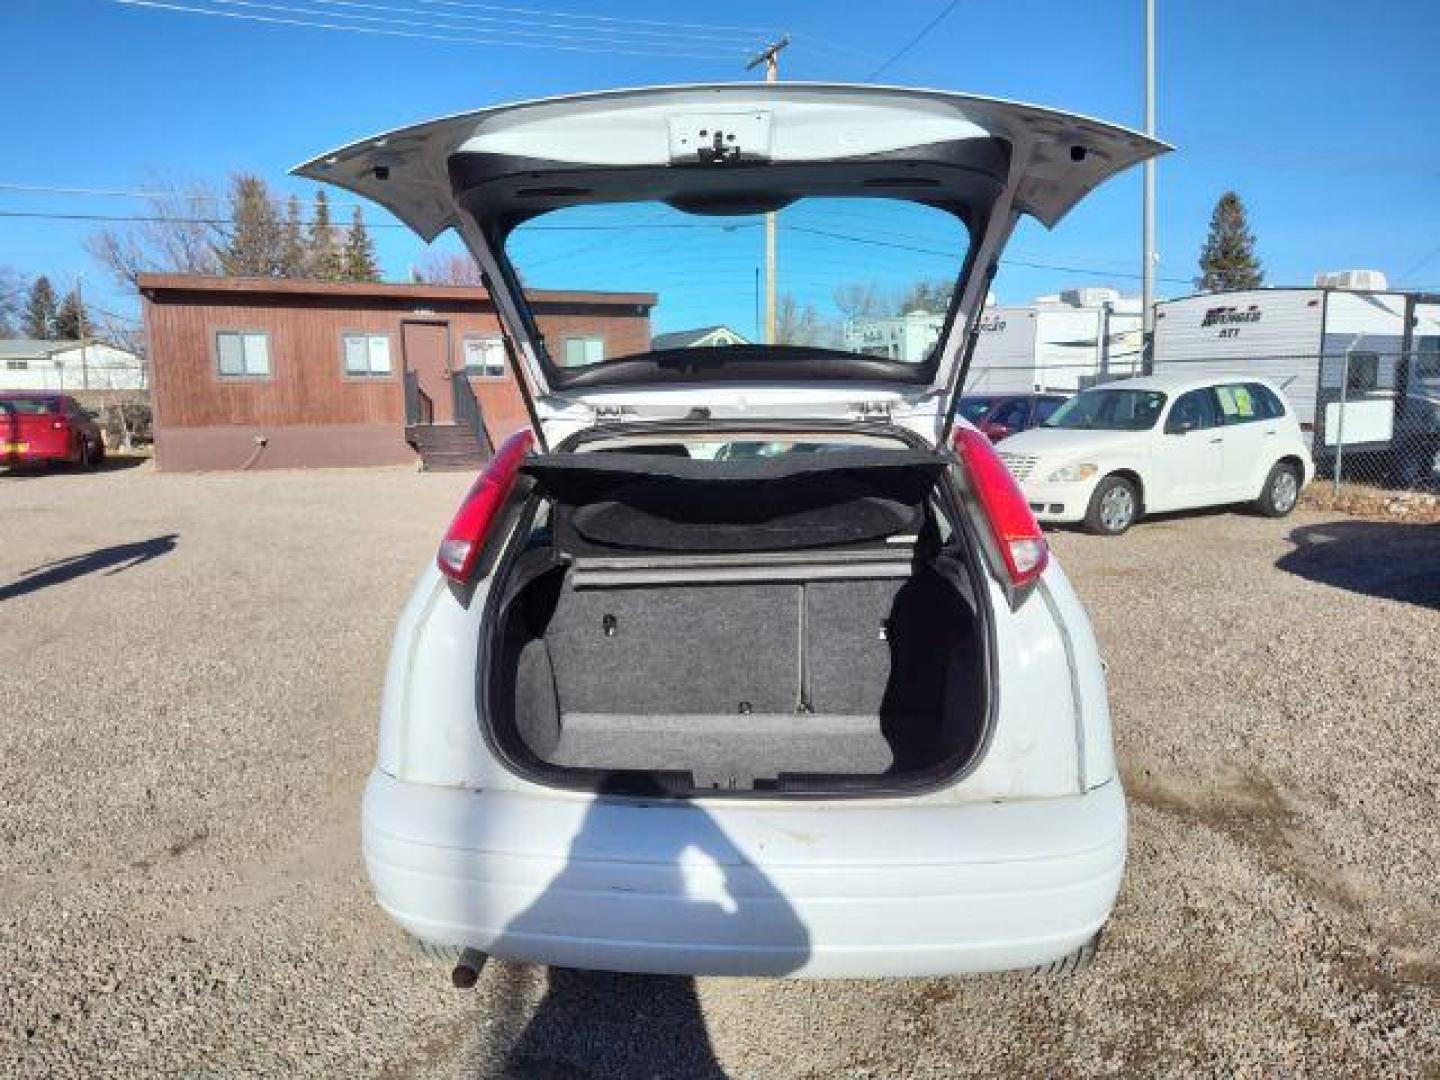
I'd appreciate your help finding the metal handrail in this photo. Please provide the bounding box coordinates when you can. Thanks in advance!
[450,372,493,456]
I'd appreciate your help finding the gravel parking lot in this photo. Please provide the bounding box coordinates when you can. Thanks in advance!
[2,462,1436,1077]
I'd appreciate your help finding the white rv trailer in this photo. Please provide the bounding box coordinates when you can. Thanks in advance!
[1152,287,1440,473]
[965,288,1144,395]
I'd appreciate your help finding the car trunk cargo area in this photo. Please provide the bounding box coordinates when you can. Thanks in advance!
[483,444,990,795]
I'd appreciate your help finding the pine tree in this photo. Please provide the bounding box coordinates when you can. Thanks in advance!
[308,190,343,281]
[22,276,60,339]
[55,288,87,340]
[1195,191,1263,292]
[218,174,284,277]
[279,195,309,278]
[342,206,380,282]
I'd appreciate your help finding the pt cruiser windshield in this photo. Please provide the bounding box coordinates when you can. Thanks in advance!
[1043,388,1166,431]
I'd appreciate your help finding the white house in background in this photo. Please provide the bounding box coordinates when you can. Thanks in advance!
[651,324,750,349]
[0,339,146,392]
[966,288,1144,394]
[842,309,945,363]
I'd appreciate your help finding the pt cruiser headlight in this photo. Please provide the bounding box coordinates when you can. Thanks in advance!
[1047,462,1098,483]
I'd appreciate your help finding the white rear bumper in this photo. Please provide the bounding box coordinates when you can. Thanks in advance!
[362,770,1126,978]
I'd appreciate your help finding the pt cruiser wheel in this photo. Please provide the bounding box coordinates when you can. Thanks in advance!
[1085,476,1139,536]
[1256,462,1301,517]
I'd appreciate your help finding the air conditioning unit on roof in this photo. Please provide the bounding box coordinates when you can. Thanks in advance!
[1314,269,1388,291]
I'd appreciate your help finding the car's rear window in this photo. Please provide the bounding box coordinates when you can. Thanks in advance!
[958,398,998,422]
[504,197,970,369]
[0,398,54,415]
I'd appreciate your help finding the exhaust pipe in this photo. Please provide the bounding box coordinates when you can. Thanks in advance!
[451,947,488,989]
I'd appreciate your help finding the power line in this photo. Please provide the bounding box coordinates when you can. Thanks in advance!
[110,0,746,58]
[0,182,221,201]
[323,0,779,35]
[867,0,962,79]
[1395,240,1440,284]
[267,0,779,43]
[0,208,1186,285]
[0,208,411,229]
[172,0,768,50]
[785,224,1194,284]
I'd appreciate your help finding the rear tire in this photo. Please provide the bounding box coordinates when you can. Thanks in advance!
[1032,930,1102,976]
[1083,476,1139,536]
[1255,462,1301,518]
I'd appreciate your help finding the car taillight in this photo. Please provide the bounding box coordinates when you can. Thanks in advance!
[953,426,1049,587]
[436,430,534,583]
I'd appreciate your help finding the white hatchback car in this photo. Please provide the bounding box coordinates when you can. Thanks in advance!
[298,84,1166,978]
[996,374,1314,535]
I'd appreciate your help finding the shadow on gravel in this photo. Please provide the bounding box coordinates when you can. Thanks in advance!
[0,533,178,602]
[1276,520,1440,609]
[465,775,809,1078]
[1,454,150,479]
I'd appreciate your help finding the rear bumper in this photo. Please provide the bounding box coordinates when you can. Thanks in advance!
[2,431,73,464]
[362,770,1127,978]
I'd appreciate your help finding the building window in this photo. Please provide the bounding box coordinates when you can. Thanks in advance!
[216,331,271,378]
[342,332,393,377]
[562,336,605,367]
[5,359,27,371]
[462,335,506,378]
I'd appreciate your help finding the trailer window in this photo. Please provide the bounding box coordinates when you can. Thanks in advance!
[1346,352,1380,393]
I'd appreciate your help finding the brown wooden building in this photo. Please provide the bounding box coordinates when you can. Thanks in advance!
[139,275,655,471]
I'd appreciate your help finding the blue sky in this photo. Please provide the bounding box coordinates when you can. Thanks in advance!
[3,0,1438,331]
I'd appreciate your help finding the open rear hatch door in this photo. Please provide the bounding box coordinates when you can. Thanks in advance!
[295,84,1166,448]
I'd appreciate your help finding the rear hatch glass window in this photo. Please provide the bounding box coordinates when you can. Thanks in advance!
[506,198,969,370]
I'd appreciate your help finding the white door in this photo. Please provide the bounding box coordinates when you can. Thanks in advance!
[1152,387,1226,509]
[1213,382,1276,497]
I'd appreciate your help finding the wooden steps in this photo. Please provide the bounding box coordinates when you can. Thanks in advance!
[406,423,491,472]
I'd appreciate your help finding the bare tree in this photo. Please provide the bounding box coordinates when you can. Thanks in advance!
[85,306,150,450]
[0,266,25,336]
[86,178,223,290]
[775,293,830,347]
[415,250,484,286]
[832,281,889,321]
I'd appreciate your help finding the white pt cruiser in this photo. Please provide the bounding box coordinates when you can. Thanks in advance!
[296,84,1168,979]
[998,374,1314,536]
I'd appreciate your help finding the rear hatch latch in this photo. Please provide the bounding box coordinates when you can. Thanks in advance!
[852,400,893,422]
[591,402,640,423]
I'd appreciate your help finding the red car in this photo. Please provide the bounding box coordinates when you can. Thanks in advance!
[958,393,1070,442]
[1,392,106,469]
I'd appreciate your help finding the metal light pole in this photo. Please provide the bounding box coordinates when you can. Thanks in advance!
[1142,0,1157,349]
[747,36,789,345]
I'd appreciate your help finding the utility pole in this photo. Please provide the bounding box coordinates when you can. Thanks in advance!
[747,35,789,345]
[1141,0,1157,355]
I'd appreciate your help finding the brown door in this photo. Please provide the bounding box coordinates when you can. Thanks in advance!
[401,321,454,423]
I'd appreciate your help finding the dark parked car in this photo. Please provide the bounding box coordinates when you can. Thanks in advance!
[958,394,1069,442]
[1,392,106,469]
